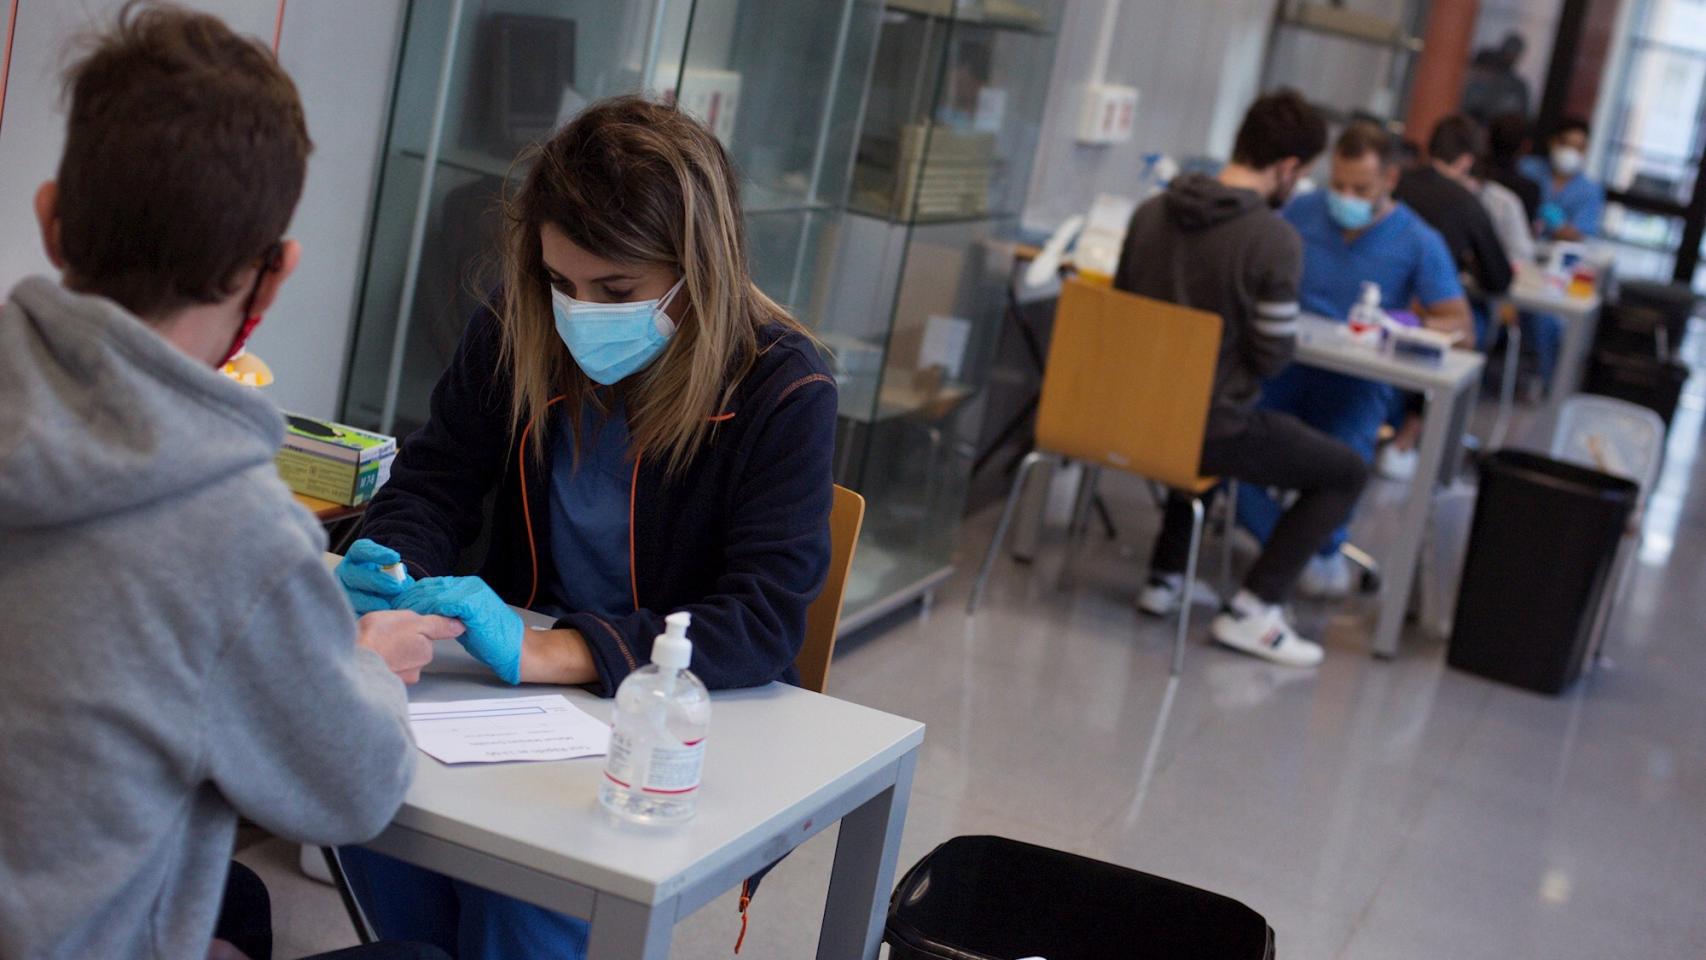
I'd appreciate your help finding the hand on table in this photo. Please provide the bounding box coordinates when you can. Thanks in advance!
[357,610,464,684]
[335,539,415,614]
[395,576,524,685]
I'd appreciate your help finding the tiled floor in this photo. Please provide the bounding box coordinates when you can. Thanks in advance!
[251,334,1706,958]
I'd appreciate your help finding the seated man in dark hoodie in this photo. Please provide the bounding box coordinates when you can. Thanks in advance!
[0,4,459,958]
[1396,114,1513,345]
[1114,90,1366,667]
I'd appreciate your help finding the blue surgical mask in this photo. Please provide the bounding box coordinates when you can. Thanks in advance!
[550,278,683,385]
[1327,190,1375,231]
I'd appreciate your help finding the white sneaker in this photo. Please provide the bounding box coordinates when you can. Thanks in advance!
[1377,444,1419,482]
[1298,552,1353,599]
[1137,573,1222,617]
[1211,592,1324,667]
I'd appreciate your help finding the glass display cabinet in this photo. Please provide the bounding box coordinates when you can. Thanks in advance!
[817,0,1062,629]
[341,0,1062,635]
[342,0,879,436]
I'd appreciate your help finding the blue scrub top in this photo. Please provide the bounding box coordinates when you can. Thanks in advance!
[1519,155,1605,238]
[1282,190,1464,321]
[543,398,634,620]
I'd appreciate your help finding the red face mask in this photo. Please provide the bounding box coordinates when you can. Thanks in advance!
[218,242,282,369]
[219,313,264,368]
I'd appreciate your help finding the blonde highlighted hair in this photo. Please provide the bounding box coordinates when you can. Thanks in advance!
[497,95,807,474]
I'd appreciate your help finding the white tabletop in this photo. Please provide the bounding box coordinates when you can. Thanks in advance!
[1293,315,1484,393]
[383,616,924,908]
[1506,265,1602,321]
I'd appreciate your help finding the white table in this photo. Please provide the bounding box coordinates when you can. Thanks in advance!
[1506,269,1602,415]
[1292,316,1486,658]
[359,611,924,959]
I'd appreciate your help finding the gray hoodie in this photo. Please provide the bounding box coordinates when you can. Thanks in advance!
[1114,173,1303,439]
[0,277,414,960]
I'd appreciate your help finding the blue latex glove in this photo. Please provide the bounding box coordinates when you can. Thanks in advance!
[1539,202,1567,232]
[395,576,524,684]
[335,539,415,615]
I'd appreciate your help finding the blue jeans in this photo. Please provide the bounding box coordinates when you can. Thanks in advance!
[339,847,589,960]
[1521,311,1563,386]
[1238,365,1391,557]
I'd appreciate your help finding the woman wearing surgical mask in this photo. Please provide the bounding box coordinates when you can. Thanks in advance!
[332,96,836,959]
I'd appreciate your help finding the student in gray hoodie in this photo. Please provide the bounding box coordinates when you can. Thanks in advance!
[0,5,463,958]
[1114,90,1366,667]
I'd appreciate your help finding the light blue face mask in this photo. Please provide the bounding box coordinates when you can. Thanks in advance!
[1326,190,1375,231]
[550,278,684,385]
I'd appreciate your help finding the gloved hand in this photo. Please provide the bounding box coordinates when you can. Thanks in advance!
[335,539,415,615]
[1539,202,1567,232]
[394,576,523,684]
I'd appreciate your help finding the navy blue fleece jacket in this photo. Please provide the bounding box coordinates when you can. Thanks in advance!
[359,305,836,695]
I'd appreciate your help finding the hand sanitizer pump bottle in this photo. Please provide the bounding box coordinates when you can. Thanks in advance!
[599,612,711,823]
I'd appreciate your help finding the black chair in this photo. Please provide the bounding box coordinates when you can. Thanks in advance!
[886,836,1275,960]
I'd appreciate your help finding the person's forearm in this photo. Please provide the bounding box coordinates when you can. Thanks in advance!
[1422,299,1474,341]
[520,628,598,685]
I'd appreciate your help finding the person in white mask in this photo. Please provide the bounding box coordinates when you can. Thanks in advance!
[331,95,838,959]
[1519,116,1605,241]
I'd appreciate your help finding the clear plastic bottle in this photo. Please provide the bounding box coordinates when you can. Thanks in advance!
[599,612,710,823]
[1346,280,1387,347]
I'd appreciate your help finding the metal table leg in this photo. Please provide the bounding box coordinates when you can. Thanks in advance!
[1370,379,1467,658]
[816,750,918,959]
[587,892,673,960]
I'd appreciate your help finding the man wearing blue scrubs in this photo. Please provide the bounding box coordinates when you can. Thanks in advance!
[1240,121,1472,596]
[1520,116,1605,241]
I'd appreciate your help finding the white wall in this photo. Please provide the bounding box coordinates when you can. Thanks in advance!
[0,0,404,419]
[262,0,405,418]
[1022,0,1279,234]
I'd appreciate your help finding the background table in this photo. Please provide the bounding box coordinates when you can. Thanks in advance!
[360,609,924,960]
[294,492,367,552]
[1293,316,1485,658]
[1506,270,1602,420]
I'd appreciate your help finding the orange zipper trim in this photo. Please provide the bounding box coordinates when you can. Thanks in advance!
[517,395,569,610]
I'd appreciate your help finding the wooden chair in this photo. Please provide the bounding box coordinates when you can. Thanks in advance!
[796,484,865,694]
[967,278,1226,675]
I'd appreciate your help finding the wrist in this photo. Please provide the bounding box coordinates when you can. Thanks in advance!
[520,627,597,685]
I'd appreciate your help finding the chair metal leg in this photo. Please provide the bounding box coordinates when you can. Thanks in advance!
[1174,497,1206,676]
[1220,480,1239,598]
[1491,322,1522,450]
[968,450,1050,614]
[321,847,375,944]
[1069,465,1101,544]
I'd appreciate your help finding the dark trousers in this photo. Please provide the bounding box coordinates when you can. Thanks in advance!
[1152,409,1367,604]
[218,861,450,960]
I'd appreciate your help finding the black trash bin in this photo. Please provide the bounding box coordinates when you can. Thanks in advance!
[1615,279,1695,349]
[886,835,1275,960]
[1449,451,1637,695]
[1593,302,1671,360]
[1584,350,1689,426]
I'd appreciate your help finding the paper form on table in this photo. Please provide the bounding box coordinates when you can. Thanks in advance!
[408,695,610,765]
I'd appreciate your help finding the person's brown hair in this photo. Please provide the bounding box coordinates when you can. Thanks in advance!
[56,0,311,319]
[1231,89,1327,169]
[497,95,809,475]
[1428,114,1486,166]
[1335,120,1401,170]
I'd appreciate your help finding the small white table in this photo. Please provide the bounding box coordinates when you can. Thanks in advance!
[1506,270,1602,415]
[360,611,925,959]
[1292,316,1486,658]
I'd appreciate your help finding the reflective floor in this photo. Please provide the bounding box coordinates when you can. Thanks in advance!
[249,331,1706,959]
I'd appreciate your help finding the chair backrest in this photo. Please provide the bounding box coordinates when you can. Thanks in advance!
[1550,394,1667,498]
[1035,278,1223,490]
[797,485,865,694]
